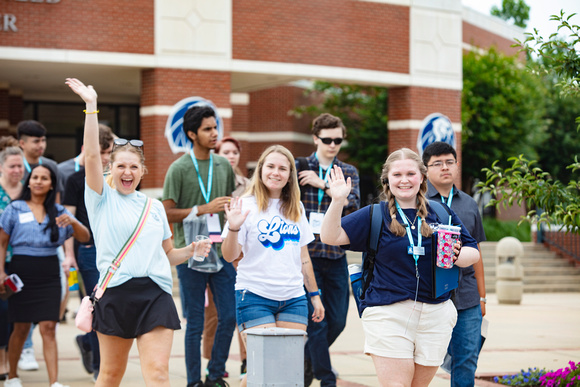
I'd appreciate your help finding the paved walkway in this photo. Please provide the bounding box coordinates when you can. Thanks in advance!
[10,292,580,386]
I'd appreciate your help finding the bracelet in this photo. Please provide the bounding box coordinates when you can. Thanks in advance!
[83,110,99,114]
[228,227,240,232]
[309,289,321,297]
[480,297,487,304]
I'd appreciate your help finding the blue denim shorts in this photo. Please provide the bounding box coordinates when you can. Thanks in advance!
[235,289,308,332]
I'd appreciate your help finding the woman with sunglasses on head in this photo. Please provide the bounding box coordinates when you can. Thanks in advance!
[221,145,325,387]
[320,148,480,387]
[66,78,211,387]
[0,162,90,387]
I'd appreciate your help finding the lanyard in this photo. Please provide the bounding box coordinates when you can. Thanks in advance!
[395,202,422,272]
[440,186,453,225]
[74,156,81,172]
[315,153,334,211]
[23,157,42,174]
[189,150,213,204]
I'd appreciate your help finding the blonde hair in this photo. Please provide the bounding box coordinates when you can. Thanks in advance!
[248,145,301,223]
[379,148,432,238]
[105,145,148,189]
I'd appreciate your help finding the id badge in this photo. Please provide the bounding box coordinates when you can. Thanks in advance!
[19,212,34,224]
[206,213,223,243]
[309,212,324,234]
[407,246,425,255]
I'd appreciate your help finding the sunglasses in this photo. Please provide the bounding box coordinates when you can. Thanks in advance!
[317,136,343,145]
[113,138,144,150]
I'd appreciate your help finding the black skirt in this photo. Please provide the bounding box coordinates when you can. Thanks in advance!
[93,277,181,339]
[9,254,61,323]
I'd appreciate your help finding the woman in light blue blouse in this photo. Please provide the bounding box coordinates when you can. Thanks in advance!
[0,163,90,387]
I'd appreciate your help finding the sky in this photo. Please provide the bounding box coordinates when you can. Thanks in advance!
[462,0,579,39]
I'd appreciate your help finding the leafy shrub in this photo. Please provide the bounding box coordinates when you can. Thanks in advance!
[482,217,531,242]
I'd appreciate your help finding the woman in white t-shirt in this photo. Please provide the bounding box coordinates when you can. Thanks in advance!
[221,145,324,387]
[66,78,211,387]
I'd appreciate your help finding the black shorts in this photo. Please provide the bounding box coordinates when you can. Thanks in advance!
[93,277,180,339]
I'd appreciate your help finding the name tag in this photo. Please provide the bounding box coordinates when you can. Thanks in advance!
[206,213,222,243]
[19,212,34,224]
[309,212,324,234]
[407,246,425,255]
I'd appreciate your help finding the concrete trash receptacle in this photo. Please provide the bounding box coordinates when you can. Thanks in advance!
[495,236,524,304]
[246,327,307,386]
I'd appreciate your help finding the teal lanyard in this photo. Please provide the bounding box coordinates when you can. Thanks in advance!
[23,157,42,174]
[440,186,453,225]
[315,154,334,211]
[74,156,81,172]
[395,202,422,277]
[189,151,213,204]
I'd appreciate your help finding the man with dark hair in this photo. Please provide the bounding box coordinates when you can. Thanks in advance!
[422,141,486,387]
[297,113,360,387]
[162,105,236,387]
[61,124,114,381]
[17,120,64,198]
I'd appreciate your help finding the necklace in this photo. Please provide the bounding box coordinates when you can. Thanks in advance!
[403,211,418,230]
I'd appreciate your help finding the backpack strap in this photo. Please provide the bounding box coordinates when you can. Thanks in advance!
[428,200,452,224]
[361,203,383,299]
[296,157,311,200]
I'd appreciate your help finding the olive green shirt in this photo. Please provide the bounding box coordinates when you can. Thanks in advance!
[162,153,236,257]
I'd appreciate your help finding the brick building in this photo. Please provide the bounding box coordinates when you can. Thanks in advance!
[0,0,523,195]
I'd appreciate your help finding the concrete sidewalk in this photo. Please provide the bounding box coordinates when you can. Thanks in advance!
[11,292,580,386]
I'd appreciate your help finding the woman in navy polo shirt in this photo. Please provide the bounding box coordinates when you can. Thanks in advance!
[320,148,479,387]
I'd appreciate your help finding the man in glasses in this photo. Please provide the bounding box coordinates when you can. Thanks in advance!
[296,113,360,387]
[423,141,486,387]
[162,105,236,387]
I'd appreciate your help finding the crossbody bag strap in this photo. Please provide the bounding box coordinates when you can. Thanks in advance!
[94,197,153,300]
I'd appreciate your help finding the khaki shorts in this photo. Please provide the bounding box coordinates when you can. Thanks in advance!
[361,299,457,366]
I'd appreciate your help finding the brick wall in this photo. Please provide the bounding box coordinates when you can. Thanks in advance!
[463,21,524,59]
[1,0,153,54]
[140,69,231,188]
[233,0,409,73]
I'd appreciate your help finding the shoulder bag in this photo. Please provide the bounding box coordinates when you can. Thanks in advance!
[75,197,153,332]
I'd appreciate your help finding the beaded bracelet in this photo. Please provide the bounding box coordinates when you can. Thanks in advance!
[83,110,99,114]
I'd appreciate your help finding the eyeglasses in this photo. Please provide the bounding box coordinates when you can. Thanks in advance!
[113,138,143,150]
[317,136,343,145]
[427,160,457,169]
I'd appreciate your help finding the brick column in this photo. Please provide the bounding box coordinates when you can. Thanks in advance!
[387,86,463,187]
[139,68,231,192]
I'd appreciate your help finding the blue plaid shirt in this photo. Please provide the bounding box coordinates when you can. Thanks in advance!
[296,153,360,260]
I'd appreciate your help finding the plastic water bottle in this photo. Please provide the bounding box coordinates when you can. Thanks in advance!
[68,268,79,291]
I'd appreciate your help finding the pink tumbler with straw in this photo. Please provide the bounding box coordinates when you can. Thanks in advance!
[437,225,461,268]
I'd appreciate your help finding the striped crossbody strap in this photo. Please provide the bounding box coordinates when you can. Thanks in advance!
[94,197,153,300]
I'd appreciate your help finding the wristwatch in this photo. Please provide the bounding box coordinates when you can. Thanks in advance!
[309,289,322,297]
[480,297,487,304]
[324,181,330,190]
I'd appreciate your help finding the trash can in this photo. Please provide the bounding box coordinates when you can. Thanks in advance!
[246,327,307,386]
[495,236,524,304]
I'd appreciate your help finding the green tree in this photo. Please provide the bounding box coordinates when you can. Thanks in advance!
[293,82,388,198]
[479,11,580,232]
[491,0,530,28]
[461,47,547,191]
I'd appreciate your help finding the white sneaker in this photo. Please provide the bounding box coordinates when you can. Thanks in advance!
[18,348,39,371]
[18,348,38,371]
[4,377,23,387]
[50,383,70,387]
